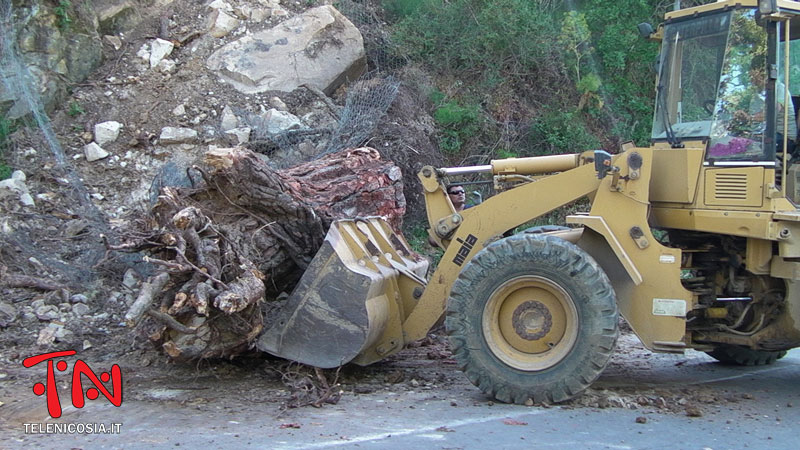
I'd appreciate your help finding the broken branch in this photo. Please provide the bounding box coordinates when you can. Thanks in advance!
[125,272,171,327]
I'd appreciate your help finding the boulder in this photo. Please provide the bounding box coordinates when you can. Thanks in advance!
[0,0,102,119]
[206,5,366,95]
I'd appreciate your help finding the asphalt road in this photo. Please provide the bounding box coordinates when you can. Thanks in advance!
[4,344,800,449]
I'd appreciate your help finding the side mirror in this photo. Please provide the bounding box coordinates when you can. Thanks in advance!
[637,22,654,39]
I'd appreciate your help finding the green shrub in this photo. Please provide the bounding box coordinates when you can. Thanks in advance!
[432,98,480,154]
[580,0,662,145]
[577,73,602,95]
[389,0,666,152]
[403,221,443,269]
[433,100,478,128]
[393,0,561,86]
[382,0,428,21]
[54,0,73,31]
[495,149,518,159]
[528,109,601,155]
[67,101,85,117]
[0,117,15,180]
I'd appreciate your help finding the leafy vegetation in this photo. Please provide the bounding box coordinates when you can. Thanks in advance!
[388,0,704,159]
[527,109,601,155]
[54,0,73,31]
[403,222,443,268]
[430,91,481,154]
[67,101,85,117]
[0,117,15,180]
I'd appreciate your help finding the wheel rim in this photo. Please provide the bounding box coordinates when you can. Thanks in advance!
[482,275,579,371]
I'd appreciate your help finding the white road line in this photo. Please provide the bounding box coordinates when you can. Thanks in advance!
[271,409,547,449]
[687,363,797,385]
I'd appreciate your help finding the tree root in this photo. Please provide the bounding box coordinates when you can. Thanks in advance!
[117,147,407,360]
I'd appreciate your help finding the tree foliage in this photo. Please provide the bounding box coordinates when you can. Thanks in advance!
[389,0,716,158]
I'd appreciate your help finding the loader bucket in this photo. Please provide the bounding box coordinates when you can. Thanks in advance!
[257,217,428,368]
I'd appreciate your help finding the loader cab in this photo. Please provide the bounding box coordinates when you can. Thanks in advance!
[652,3,800,167]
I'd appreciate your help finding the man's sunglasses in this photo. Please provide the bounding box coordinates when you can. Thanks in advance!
[448,190,465,195]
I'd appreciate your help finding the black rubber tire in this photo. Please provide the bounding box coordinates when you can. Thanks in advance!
[706,345,787,366]
[445,233,619,405]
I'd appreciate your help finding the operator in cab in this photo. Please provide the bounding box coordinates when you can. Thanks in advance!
[447,185,467,212]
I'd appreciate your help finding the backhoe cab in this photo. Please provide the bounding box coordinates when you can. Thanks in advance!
[259,0,800,405]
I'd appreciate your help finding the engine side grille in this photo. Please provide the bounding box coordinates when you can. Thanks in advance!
[712,173,748,200]
[703,167,764,207]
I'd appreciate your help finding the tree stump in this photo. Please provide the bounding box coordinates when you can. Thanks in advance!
[120,147,407,359]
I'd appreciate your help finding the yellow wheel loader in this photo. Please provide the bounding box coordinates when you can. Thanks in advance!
[259,0,800,404]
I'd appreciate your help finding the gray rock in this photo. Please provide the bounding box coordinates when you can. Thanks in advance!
[263,109,303,133]
[70,294,89,304]
[159,127,198,144]
[64,219,89,237]
[150,38,174,68]
[206,5,366,95]
[220,105,239,131]
[225,127,251,144]
[85,142,110,162]
[208,0,233,12]
[269,96,288,111]
[0,170,35,207]
[0,301,17,327]
[208,9,240,38]
[122,269,139,289]
[35,305,60,321]
[72,303,91,316]
[37,326,57,346]
[104,35,123,50]
[98,1,140,34]
[172,104,186,116]
[94,121,123,145]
